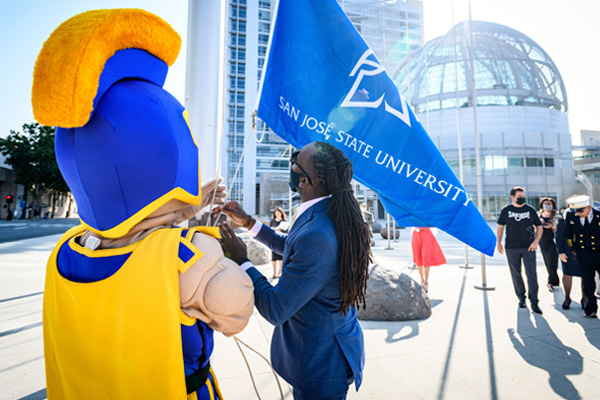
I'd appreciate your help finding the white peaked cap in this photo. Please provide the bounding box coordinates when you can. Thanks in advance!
[566,195,591,210]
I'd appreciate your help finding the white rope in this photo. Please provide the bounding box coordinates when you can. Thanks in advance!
[234,336,285,400]
[211,119,255,226]
[253,110,266,143]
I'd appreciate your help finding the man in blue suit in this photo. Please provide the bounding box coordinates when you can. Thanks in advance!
[218,141,371,400]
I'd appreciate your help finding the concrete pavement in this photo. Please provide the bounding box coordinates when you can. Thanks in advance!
[2,224,600,399]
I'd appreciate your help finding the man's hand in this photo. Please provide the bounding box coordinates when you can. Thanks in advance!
[219,221,248,262]
[497,242,504,255]
[214,201,253,228]
[528,241,539,252]
[200,177,227,209]
[559,253,568,263]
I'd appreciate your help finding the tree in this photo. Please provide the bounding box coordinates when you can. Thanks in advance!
[0,123,69,219]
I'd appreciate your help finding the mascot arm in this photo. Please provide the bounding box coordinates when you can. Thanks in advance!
[179,233,254,337]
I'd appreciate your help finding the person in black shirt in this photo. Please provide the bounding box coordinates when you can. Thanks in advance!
[497,187,544,313]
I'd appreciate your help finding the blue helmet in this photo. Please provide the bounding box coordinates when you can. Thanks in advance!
[32,9,201,238]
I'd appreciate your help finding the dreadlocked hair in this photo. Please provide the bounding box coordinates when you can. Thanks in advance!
[311,141,372,314]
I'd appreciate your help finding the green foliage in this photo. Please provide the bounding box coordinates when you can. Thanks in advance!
[0,122,68,198]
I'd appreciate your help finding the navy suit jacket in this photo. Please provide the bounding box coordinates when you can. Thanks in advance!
[245,198,365,397]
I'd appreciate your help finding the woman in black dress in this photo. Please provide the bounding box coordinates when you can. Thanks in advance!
[538,197,559,291]
[269,207,288,279]
[555,207,583,309]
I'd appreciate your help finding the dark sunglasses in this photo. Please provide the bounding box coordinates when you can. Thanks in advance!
[574,208,587,214]
[290,150,313,186]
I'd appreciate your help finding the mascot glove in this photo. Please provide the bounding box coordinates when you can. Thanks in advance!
[200,177,227,209]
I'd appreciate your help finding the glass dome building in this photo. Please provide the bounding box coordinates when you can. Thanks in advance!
[390,21,576,217]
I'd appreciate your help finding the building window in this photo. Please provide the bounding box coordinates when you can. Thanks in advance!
[258,34,269,44]
[259,22,270,33]
[544,158,555,167]
[526,157,543,167]
[259,10,271,21]
[508,157,524,167]
[484,155,507,171]
[229,92,245,103]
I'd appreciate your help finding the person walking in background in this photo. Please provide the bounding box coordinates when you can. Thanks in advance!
[558,195,600,318]
[538,197,560,291]
[217,141,370,400]
[555,205,584,310]
[497,186,544,314]
[411,227,446,293]
[360,203,375,246]
[269,207,289,279]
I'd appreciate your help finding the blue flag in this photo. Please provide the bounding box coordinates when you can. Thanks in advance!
[257,0,496,256]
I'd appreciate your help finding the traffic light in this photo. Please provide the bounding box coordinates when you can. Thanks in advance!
[5,195,13,204]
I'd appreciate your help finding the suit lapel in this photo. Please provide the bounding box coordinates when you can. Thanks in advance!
[288,198,330,241]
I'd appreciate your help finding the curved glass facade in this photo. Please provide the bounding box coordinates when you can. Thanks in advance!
[390,21,568,114]
[389,21,576,218]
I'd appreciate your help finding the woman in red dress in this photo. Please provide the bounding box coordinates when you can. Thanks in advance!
[412,227,447,292]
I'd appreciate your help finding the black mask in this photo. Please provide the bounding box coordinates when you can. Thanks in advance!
[289,168,303,192]
[516,197,526,205]
[289,150,313,192]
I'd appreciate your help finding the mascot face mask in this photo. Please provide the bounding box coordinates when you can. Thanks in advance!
[32,9,201,238]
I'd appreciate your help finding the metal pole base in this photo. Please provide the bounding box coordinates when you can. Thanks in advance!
[407,263,418,269]
[474,284,495,291]
[459,264,474,269]
[385,246,394,250]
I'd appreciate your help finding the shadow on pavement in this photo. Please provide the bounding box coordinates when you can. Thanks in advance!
[508,312,583,400]
[436,267,474,400]
[17,388,46,400]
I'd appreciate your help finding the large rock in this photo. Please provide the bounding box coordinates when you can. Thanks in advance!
[371,222,383,234]
[380,225,400,239]
[357,264,431,321]
[236,229,272,266]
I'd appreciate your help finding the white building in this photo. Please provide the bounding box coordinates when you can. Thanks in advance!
[224,0,424,216]
[391,21,578,218]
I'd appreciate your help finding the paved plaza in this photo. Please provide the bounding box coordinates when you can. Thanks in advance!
[1,222,600,399]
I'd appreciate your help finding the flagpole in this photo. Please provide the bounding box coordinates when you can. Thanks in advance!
[404,0,411,104]
[452,0,472,270]
[185,0,226,182]
[288,144,293,218]
[467,0,494,291]
[254,0,281,113]
[385,213,394,250]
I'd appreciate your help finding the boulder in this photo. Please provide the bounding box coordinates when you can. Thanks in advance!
[236,229,272,266]
[371,222,383,234]
[357,264,431,321]
[380,225,400,239]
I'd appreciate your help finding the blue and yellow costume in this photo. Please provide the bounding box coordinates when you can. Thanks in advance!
[32,9,253,399]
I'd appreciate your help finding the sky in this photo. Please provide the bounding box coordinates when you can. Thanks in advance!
[1,0,599,144]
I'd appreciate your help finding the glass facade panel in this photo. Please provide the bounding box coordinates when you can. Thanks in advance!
[392,21,567,113]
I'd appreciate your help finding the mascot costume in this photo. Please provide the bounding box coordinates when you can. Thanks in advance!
[31,9,254,400]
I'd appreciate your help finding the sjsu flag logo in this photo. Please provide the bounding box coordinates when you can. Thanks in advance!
[257,0,496,256]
